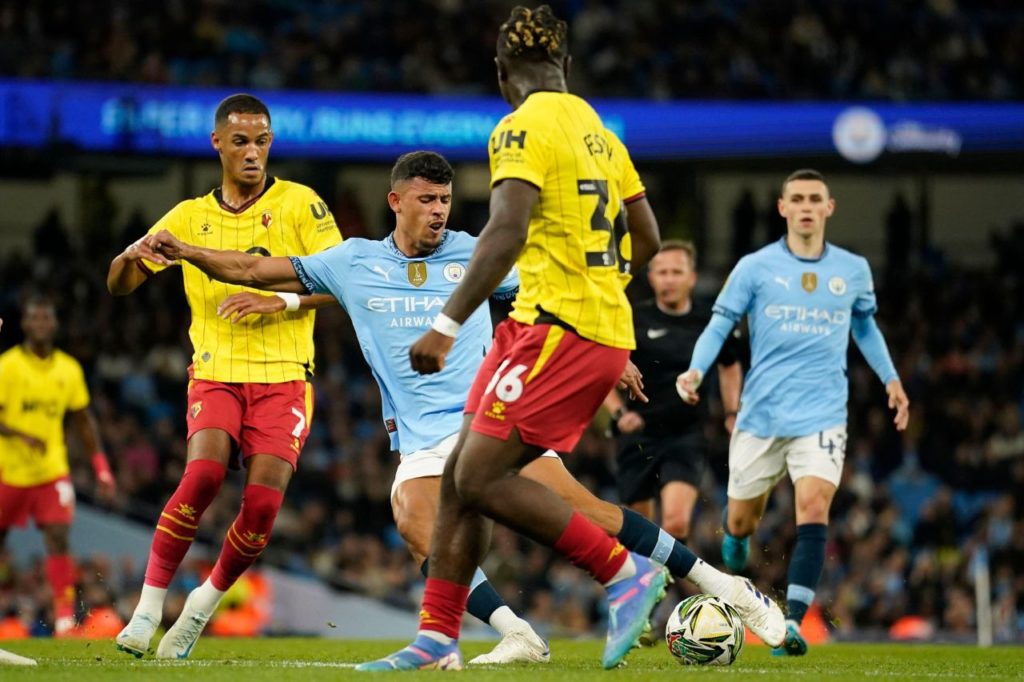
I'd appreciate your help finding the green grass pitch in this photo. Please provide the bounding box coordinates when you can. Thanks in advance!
[2,638,1023,681]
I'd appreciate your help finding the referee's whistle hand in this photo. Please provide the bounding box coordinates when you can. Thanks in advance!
[410,329,453,374]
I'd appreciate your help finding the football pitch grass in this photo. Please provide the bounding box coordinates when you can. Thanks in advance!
[3,638,1023,681]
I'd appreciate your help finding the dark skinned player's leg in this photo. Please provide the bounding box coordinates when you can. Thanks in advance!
[360,418,669,671]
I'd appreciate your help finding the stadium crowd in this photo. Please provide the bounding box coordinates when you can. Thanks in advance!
[0,0,1021,101]
[1,205,1021,641]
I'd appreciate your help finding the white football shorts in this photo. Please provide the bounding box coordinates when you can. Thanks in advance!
[391,432,560,499]
[726,424,848,500]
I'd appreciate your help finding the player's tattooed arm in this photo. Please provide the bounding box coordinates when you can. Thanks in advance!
[147,229,306,293]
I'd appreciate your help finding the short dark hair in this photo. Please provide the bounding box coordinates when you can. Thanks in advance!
[657,239,697,269]
[390,151,454,188]
[781,169,828,197]
[22,293,55,315]
[497,5,569,65]
[215,94,271,127]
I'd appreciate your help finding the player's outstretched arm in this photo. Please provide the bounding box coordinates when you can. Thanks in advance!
[409,179,535,374]
[148,229,306,293]
[217,292,338,323]
[107,235,166,295]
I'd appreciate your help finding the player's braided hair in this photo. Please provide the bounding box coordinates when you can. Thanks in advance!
[497,5,568,65]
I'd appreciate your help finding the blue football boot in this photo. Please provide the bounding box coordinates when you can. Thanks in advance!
[602,554,669,669]
[355,634,463,671]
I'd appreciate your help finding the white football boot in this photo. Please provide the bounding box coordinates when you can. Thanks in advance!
[721,576,786,648]
[468,628,551,665]
[155,592,213,659]
[115,613,160,658]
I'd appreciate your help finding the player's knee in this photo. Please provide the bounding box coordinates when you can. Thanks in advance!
[452,466,489,511]
[662,513,691,540]
[796,496,831,523]
[43,529,69,554]
[241,486,283,526]
[727,514,758,538]
[185,461,227,498]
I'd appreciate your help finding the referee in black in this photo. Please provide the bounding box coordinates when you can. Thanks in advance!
[605,240,742,543]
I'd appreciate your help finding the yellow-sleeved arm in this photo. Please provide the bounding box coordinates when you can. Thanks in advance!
[298,189,343,255]
[489,112,550,190]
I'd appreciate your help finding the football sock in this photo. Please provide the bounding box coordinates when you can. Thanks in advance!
[419,577,470,640]
[144,459,226,588]
[420,560,513,632]
[617,507,698,577]
[45,555,76,630]
[210,484,283,591]
[553,511,629,585]
[190,578,227,614]
[132,584,168,622]
[786,523,827,624]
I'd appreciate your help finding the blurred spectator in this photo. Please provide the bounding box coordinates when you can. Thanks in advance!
[0,1,1021,101]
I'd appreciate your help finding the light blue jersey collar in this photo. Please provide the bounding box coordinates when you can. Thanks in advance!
[779,236,830,263]
[384,229,454,259]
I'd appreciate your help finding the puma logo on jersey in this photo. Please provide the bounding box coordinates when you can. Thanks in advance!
[774,276,791,290]
[646,328,668,340]
[372,265,396,282]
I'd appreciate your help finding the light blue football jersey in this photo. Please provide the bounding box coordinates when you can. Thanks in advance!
[713,238,878,437]
[290,230,518,456]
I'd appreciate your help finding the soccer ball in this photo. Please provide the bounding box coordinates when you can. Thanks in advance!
[664,594,745,665]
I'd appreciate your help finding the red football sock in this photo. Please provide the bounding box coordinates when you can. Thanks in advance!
[419,578,470,640]
[144,459,226,588]
[210,484,283,591]
[554,511,629,584]
[45,554,77,625]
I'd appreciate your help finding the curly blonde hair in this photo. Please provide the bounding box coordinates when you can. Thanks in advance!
[497,5,568,64]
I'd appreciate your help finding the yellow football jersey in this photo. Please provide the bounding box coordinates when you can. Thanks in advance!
[142,178,342,383]
[488,92,644,349]
[0,346,89,486]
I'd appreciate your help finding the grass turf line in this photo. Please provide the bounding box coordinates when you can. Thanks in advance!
[2,638,1023,681]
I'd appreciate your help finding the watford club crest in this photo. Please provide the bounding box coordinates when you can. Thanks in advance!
[408,262,428,287]
[801,272,818,293]
[190,401,203,419]
[244,531,267,545]
[261,210,273,228]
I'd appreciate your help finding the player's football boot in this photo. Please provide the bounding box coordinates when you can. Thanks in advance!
[115,613,160,658]
[155,592,212,659]
[355,634,463,671]
[721,532,750,572]
[468,628,550,665]
[722,576,785,648]
[771,620,809,656]
[601,554,669,669]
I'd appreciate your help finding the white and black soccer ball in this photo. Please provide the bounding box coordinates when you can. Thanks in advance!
[665,594,745,665]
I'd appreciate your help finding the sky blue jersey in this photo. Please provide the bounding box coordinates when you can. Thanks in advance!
[710,238,894,437]
[290,230,518,456]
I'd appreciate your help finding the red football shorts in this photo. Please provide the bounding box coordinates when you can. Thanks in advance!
[0,476,75,528]
[467,319,629,453]
[186,379,313,470]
